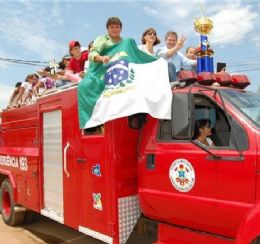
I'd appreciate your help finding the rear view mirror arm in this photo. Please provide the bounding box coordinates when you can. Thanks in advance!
[190,139,222,160]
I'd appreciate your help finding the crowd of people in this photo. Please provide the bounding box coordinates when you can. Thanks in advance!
[7,16,198,109]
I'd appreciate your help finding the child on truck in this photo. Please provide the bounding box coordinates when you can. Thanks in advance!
[65,40,88,82]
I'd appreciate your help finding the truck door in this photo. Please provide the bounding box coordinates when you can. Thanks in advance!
[191,93,256,237]
[139,116,218,234]
[139,93,255,237]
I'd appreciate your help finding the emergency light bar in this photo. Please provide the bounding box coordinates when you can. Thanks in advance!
[231,75,250,89]
[197,72,216,85]
[214,73,231,86]
[178,70,197,85]
[178,71,250,89]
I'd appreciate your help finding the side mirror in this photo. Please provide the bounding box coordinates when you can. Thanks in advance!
[171,93,194,139]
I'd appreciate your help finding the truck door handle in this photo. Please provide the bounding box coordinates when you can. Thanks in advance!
[146,154,155,170]
[63,142,71,178]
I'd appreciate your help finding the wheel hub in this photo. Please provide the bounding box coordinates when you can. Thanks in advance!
[2,189,11,217]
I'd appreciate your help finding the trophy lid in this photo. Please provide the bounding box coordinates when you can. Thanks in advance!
[194,4,213,35]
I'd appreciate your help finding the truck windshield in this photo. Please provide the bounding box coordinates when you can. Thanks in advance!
[220,89,260,127]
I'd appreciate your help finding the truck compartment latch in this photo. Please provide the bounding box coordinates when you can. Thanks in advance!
[76,158,87,163]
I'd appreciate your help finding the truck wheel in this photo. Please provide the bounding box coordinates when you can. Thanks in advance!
[0,179,25,226]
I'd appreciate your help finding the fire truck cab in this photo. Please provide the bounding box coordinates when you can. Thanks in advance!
[140,83,260,244]
[0,75,260,244]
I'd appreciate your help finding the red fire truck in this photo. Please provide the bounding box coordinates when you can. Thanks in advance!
[0,73,260,244]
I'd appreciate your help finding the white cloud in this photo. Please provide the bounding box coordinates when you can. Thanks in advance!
[0,84,13,109]
[252,35,260,48]
[150,2,194,20]
[143,6,159,16]
[0,2,66,61]
[210,4,258,45]
[49,1,64,26]
[141,2,202,37]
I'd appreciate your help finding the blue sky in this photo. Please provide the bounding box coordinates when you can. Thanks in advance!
[0,0,260,108]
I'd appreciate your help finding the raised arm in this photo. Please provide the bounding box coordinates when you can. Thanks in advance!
[164,36,186,58]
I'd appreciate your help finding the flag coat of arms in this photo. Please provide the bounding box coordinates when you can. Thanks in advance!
[78,38,172,129]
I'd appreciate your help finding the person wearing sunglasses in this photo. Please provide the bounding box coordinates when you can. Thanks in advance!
[139,28,179,83]
[138,28,161,57]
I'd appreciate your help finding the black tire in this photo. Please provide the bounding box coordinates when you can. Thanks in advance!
[0,179,25,226]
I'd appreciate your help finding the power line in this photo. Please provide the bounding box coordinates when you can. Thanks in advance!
[229,67,260,73]
[0,57,49,69]
[227,61,260,68]
[0,57,48,64]
[0,60,43,67]
[0,60,42,68]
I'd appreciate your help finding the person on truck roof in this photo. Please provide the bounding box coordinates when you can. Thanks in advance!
[7,82,22,108]
[55,55,71,87]
[194,119,215,147]
[89,16,123,64]
[13,74,36,106]
[65,40,88,82]
[33,75,56,96]
[158,31,197,80]
[138,28,176,82]
[181,46,197,72]
[138,28,160,57]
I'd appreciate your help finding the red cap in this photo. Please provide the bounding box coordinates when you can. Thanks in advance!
[69,40,80,50]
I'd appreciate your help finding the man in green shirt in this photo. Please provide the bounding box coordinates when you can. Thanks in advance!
[89,16,123,64]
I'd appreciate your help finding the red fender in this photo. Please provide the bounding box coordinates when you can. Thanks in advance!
[235,202,260,243]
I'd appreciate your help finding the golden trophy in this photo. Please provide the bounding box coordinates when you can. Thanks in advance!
[194,5,214,72]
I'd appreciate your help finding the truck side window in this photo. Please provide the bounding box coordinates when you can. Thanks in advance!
[229,118,248,150]
[194,94,248,150]
[158,94,248,150]
[83,125,104,136]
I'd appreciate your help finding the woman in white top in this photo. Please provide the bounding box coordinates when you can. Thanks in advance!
[138,28,160,57]
[194,119,215,147]
[139,28,177,82]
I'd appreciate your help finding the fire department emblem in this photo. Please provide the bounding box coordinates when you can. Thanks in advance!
[169,159,195,192]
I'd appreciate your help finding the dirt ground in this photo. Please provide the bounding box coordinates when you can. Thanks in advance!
[0,214,154,244]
